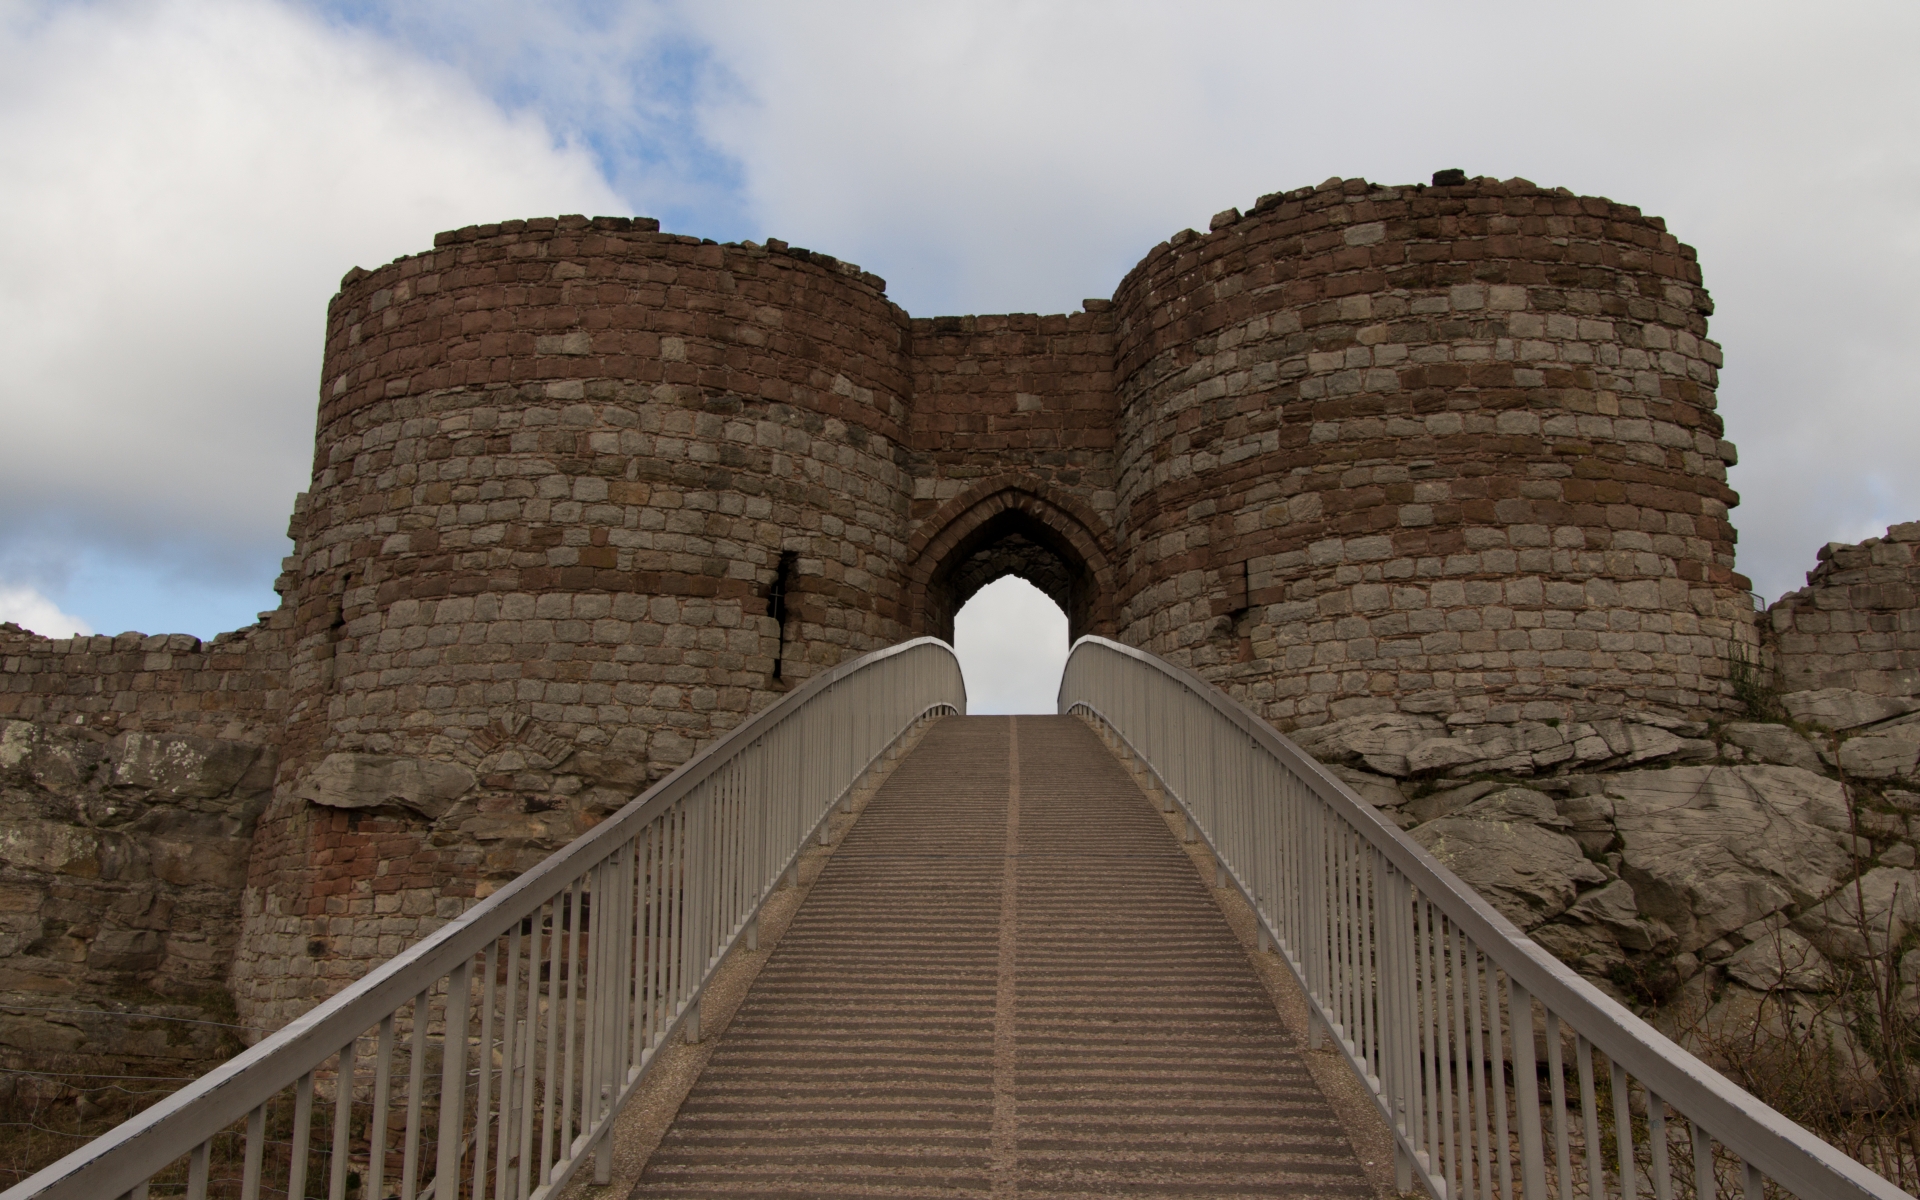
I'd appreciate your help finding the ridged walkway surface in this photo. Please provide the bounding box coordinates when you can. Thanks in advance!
[629,714,1371,1198]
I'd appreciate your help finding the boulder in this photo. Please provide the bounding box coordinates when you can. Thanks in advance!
[1556,791,1618,855]
[1456,786,1566,826]
[1564,878,1673,952]
[1837,728,1920,780]
[1604,765,1855,953]
[294,753,476,820]
[110,732,265,802]
[1721,722,1825,772]
[1289,713,1443,777]
[1792,866,1920,959]
[1406,780,1499,825]
[1781,688,1915,731]
[1885,788,1920,813]
[1530,921,1629,978]
[1723,927,1832,991]
[1617,723,1687,765]
[0,720,104,796]
[1322,764,1407,811]
[1410,793,1607,929]
[1405,737,1488,775]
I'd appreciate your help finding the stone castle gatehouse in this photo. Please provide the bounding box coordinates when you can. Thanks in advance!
[2,174,1782,1035]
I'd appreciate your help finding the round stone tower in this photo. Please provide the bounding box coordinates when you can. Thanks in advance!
[233,218,922,1023]
[1107,176,1749,728]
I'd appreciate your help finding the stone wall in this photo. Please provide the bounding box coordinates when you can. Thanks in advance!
[0,719,270,1081]
[1768,522,1920,700]
[0,620,289,744]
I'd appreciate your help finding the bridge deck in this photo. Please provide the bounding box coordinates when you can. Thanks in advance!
[628,714,1373,1198]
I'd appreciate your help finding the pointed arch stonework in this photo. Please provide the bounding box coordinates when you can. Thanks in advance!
[904,475,1119,643]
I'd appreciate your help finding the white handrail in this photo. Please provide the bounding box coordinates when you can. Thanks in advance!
[1059,634,1905,1200]
[8,637,966,1200]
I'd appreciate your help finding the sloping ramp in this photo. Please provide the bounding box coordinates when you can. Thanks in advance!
[629,714,1373,1198]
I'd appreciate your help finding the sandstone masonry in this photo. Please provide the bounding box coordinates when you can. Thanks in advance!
[0,175,1842,1048]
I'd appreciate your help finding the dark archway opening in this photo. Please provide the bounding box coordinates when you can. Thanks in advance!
[922,507,1100,644]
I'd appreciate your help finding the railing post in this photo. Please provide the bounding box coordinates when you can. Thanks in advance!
[436,960,472,1199]
[594,1084,615,1184]
[1511,980,1547,1200]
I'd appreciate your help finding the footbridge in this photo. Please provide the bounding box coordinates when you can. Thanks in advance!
[6,639,1905,1200]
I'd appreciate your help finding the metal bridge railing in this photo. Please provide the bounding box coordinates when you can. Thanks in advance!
[1059,635,1906,1200]
[8,637,965,1200]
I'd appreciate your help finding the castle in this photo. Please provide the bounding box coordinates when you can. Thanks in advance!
[6,173,1909,1057]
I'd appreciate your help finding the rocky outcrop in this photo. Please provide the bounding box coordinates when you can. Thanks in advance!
[1309,683,1920,1111]
[1409,788,1605,928]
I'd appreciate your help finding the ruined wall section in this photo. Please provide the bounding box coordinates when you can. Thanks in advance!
[232,217,921,1027]
[0,620,290,745]
[1768,522,1920,699]
[1109,176,1748,731]
[0,720,270,1080]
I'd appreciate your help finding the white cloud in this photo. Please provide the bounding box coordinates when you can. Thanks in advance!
[953,577,1069,715]
[0,583,93,639]
[679,1,1920,603]
[0,0,624,607]
[7,0,1915,646]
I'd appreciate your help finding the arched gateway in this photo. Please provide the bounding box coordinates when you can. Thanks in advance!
[904,478,1119,642]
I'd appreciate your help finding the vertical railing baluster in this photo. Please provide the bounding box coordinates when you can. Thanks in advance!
[329,1037,355,1200]
[517,906,543,1200]
[186,1139,210,1200]
[1548,1012,1572,1200]
[1511,981,1547,1200]
[1613,1059,1638,1200]
[559,879,582,1165]
[436,959,473,1198]
[371,1014,394,1200]
[1488,968,1511,1200]
[290,1070,316,1200]
[1649,1091,1672,1200]
[1416,895,1439,1182]
[1451,926,1476,1200]
[540,895,564,1187]
[473,941,498,1200]
[242,1102,266,1200]
[496,926,521,1200]
[1578,1037,1601,1200]
[401,989,427,1200]
[1435,913,1458,1198]
[1358,844,1377,1081]
[1693,1122,1716,1200]
[1465,942,1492,1200]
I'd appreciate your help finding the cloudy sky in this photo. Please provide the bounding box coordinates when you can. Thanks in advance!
[1,1,1914,712]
